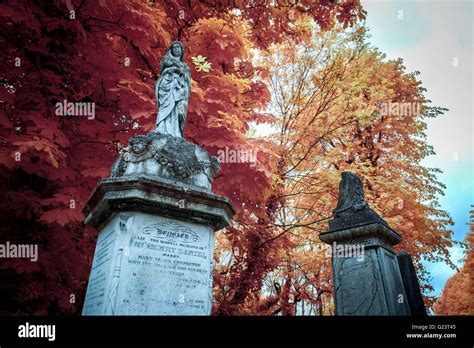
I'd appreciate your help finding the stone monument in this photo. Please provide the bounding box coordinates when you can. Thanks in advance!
[319,172,411,315]
[397,251,427,315]
[82,41,235,315]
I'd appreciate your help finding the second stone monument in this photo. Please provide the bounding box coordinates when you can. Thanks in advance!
[320,172,411,315]
[82,41,235,315]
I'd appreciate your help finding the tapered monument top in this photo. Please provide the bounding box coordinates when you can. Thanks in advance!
[334,171,367,214]
[329,171,388,232]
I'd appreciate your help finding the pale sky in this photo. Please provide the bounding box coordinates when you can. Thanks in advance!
[363,0,473,297]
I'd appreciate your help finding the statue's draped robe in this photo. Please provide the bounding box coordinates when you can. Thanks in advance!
[155,64,190,137]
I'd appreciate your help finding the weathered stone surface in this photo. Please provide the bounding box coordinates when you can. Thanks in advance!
[333,171,367,212]
[321,172,411,316]
[377,245,411,315]
[82,175,235,315]
[110,131,219,192]
[333,248,388,315]
[397,251,427,316]
[329,171,387,231]
[325,223,410,315]
[83,175,234,232]
[320,222,402,252]
[82,212,215,315]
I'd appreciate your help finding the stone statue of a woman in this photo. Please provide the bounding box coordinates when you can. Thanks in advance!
[155,41,191,138]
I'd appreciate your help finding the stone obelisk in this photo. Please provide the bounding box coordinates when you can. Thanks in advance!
[319,172,411,315]
[81,41,235,315]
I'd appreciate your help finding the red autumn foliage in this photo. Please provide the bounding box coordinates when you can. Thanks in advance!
[0,0,364,314]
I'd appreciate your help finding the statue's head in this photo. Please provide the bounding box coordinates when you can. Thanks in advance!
[129,135,150,155]
[169,41,184,61]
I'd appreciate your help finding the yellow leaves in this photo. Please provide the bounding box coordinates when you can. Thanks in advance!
[192,55,206,65]
[192,55,212,72]
[235,78,250,93]
[271,173,284,189]
[296,18,313,32]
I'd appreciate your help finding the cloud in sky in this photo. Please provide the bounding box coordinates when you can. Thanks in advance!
[364,0,472,168]
[363,0,473,296]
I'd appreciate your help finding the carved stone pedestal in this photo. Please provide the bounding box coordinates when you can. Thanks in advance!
[320,172,411,316]
[82,132,235,315]
[320,222,411,315]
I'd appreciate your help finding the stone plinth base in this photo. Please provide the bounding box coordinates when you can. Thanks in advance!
[81,175,235,315]
[320,222,411,316]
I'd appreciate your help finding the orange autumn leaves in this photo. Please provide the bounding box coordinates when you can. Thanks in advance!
[435,209,474,315]
[251,25,455,313]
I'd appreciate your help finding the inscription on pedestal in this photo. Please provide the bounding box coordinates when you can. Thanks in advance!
[115,214,214,315]
[83,224,117,314]
[334,249,388,315]
[83,213,215,315]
